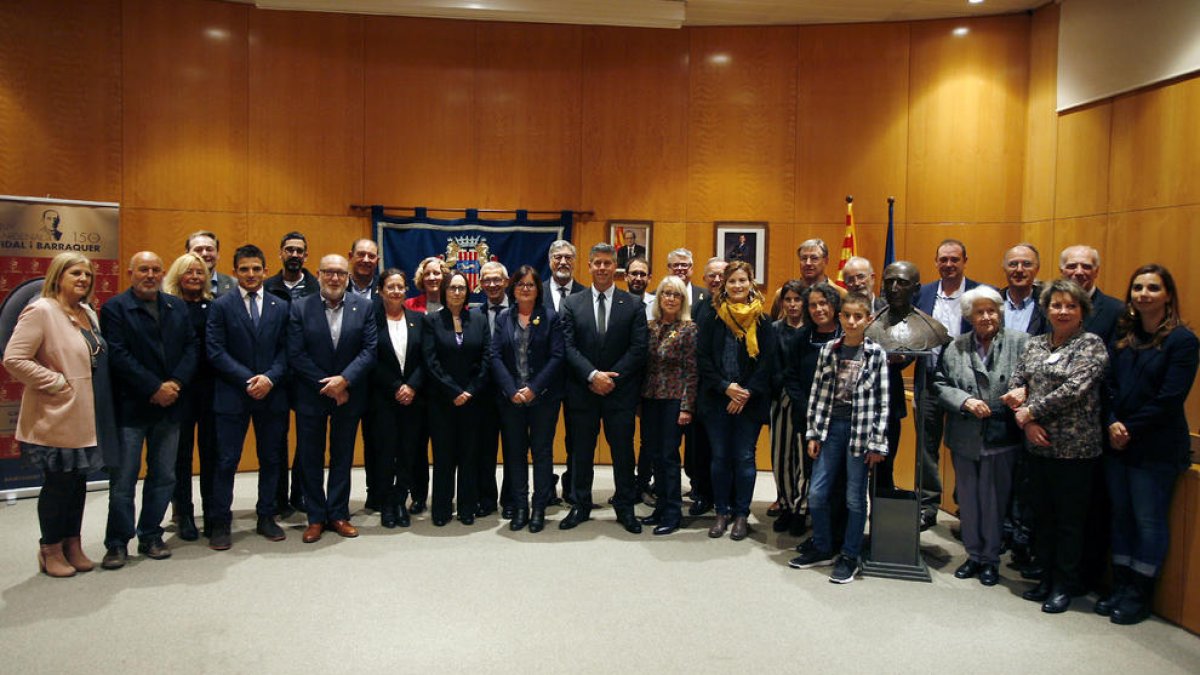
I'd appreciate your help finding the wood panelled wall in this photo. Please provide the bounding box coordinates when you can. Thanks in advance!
[3,2,1197,459]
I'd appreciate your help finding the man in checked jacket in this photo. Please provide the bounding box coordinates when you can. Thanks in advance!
[789,292,889,585]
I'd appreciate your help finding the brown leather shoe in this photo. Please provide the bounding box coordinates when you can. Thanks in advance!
[708,514,730,538]
[730,515,750,541]
[61,536,94,572]
[302,523,325,544]
[328,520,359,538]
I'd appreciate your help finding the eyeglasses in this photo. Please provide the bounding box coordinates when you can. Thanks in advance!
[282,246,306,255]
[514,282,537,290]
[626,270,649,278]
[447,286,468,293]
[319,270,348,278]
[551,254,575,263]
[659,291,684,299]
[799,255,824,263]
[480,277,505,286]
[1005,260,1036,270]
[668,262,692,270]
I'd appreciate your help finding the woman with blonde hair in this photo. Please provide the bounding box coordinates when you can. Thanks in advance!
[3,252,118,577]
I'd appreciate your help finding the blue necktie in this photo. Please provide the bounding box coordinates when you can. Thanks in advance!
[248,291,260,327]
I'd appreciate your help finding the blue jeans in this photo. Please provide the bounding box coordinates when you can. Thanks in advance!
[105,420,180,548]
[706,408,762,517]
[808,418,870,559]
[1105,455,1183,576]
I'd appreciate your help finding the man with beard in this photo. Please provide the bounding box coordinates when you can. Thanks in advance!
[263,232,319,516]
[624,256,654,321]
[288,254,377,543]
[543,240,585,505]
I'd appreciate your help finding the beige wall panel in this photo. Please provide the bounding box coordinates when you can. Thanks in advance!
[1110,75,1200,213]
[796,23,910,225]
[684,223,717,273]
[363,17,477,208]
[581,27,689,223]
[122,0,248,212]
[248,10,364,215]
[902,222,1021,289]
[0,0,121,203]
[247,214,369,272]
[687,27,798,224]
[1177,471,1200,633]
[1054,102,1111,220]
[121,209,249,286]
[1022,4,1059,223]
[642,222,688,277]
[1155,469,1191,623]
[1050,214,1107,283]
[474,23,583,210]
[1018,220,1055,277]
[907,16,1029,225]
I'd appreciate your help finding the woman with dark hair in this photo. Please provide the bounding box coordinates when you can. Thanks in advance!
[490,265,563,532]
[4,252,117,577]
[698,260,778,541]
[1097,264,1198,625]
[1003,279,1109,614]
[422,270,490,526]
[782,283,844,539]
[767,279,807,534]
[370,268,426,529]
[161,252,214,541]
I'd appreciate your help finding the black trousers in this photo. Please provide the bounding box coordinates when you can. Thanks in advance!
[274,384,307,509]
[476,394,503,511]
[499,399,559,511]
[1030,453,1096,593]
[683,418,713,502]
[428,397,482,520]
[297,408,361,524]
[38,469,87,544]
[568,395,637,513]
[172,388,217,518]
[370,396,424,508]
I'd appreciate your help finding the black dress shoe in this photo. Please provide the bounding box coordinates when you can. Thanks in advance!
[616,512,643,534]
[380,506,398,529]
[459,514,475,526]
[979,563,1000,586]
[788,514,808,537]
[432,515,450,527]
[954,560,982,579]
[528,509,546,533]
[177,513,199,541]
[548,496,564,507]
[772,510,793,533]
[1022,578,1053,602]
[640,512,662,526]
[410,500,427,515]
[396,504,411,528]
[1041,590,1072,614]
[653,522,680,536]
[1020,563,1045,580]
[688,499,712,516]
[559,506,590,530]
[510,509,529,531]
[920,512,937,531]
[501,506,515,520]
[475,504,492,518]
[256,516,286,541]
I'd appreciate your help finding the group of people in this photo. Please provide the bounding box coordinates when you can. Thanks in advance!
[4,230,1195,625]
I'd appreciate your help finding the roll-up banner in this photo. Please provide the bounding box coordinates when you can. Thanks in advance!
[0,195,121,497]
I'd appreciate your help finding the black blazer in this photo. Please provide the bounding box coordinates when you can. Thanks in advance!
[697,309,778,424]
[422,308,490,404]
[101,288,198,425]
[1086,288,1124,347]
[543,279,586,316]
[489,304,564,406]
[370,306,426,408]
[560,287,648,409]
[1107,326,1199,465]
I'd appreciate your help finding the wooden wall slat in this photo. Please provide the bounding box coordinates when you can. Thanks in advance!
[1053,101,1112,220]
[1021,3,1059,224]
[1110,76,1200,213]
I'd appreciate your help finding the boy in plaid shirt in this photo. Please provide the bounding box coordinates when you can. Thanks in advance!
[789,292,889,583]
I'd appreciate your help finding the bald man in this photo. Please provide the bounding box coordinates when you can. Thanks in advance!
[100,251,198,569]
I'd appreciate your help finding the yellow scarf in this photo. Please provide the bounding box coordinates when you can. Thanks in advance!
[716,298,764,358]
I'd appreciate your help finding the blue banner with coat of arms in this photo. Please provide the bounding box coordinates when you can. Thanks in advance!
[373,207,573,304]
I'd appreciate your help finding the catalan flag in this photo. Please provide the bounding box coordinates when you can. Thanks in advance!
[835,195,856,288]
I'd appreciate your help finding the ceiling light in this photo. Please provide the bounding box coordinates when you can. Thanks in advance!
[708,53,731,65]
[968,0,985,5]
[952,27,969,37]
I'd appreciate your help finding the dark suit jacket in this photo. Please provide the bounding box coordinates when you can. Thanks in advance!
[206,287,290,414]
[616,244,646,269]
[422,308,490,403]
[697,310,778,424]
[915,277,982,334]
[263,269,319,303]
[561,287,648,410]
[1001,283,1049,336]
[370,306,426,409]
[489,304,564,406]
[213,272,237,298]
[1086,288,1124,346]
[101,288,198,425]
[287,292,377,417]
[543,279,586,316]
[1107,326,1199,465]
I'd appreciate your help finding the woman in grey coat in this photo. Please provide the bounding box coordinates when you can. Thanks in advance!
[932,286,1028,587]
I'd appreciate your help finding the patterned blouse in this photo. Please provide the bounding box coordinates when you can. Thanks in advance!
[641,319,699,413]
[1010,330,1108,459]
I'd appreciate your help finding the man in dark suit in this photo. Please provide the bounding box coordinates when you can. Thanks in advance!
[101,252,197,568]
[615,230,647,270]
[1001,243,1049,336]
[205,244,291,550]
[543,239,585,505]
[473,260,510,517]
[1060,244,1123,345]
[345,238,385,512]
[559,242,648,533]
[683,256,725,516]
[187,230,236,297]
[288,254,377,544]
[262,231,318,518]
[913,238,982,529]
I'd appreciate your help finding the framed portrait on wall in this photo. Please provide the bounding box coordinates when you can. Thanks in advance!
[609,220,653,273]
[715,222,768,284]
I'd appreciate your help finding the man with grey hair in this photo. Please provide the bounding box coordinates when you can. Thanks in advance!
[797,238,835,288]
[841,256,884,312]
[544,240,586,315]
[666,247,707,308]
[473,259,510,516]
[1059,244,1123,345]
[1001,243,1048,335]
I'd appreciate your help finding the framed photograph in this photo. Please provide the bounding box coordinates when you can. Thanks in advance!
[715,222,768,284]
[609,220,653,274]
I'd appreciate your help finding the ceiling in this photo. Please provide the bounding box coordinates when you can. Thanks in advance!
[248,0,1052,29]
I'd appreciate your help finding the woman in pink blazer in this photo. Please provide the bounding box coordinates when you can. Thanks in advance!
[3,252,112,577]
